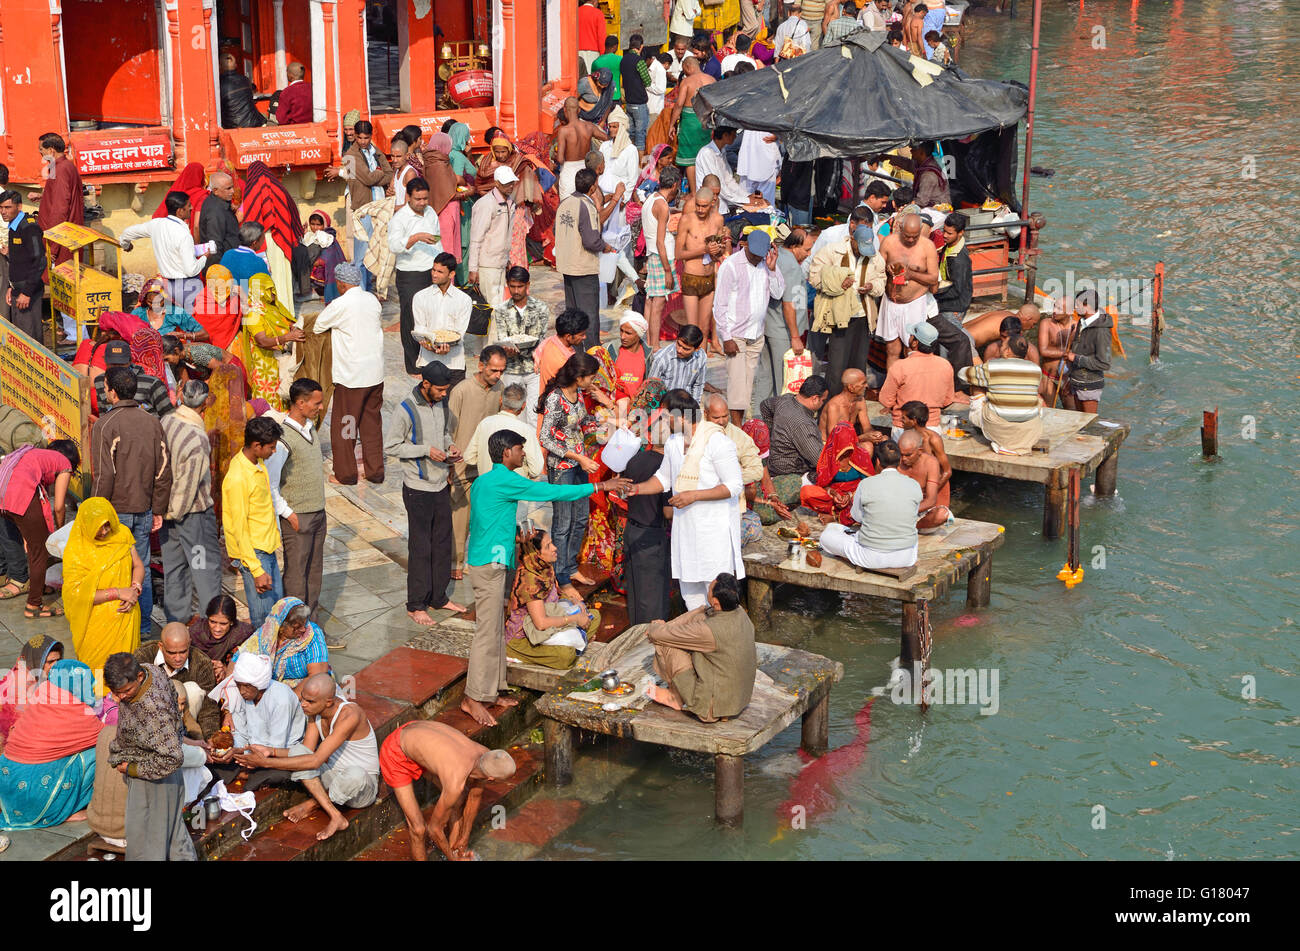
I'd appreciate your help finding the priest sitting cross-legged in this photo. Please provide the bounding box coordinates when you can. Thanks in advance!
[207,652,306,790]
[643,572,758,722]
[233,672,381,841]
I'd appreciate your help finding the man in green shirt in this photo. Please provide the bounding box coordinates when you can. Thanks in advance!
[592,35,623,100]
[462,429,630,726]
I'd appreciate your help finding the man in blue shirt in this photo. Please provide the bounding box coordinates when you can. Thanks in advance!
[219,221,273,287]
[462,429,629,727]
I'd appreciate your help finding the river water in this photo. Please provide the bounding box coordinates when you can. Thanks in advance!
[527,1,1300,860]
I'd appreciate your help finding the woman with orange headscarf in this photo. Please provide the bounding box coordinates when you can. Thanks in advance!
[61,499,145,684]
[191,263,244,350]
[800,422,876,525]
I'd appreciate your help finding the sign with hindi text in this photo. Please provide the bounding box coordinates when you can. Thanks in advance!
[70,130,173,176]
[0,320,93,462]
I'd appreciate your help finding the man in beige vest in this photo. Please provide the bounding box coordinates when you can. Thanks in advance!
[266,379,339,645]
[554,167,614,350]
[644,572,757,722]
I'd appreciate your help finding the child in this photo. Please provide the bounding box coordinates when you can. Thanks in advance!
[900,399,952,493]
[295,210,347,303]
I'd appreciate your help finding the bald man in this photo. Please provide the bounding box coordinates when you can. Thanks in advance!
[677,184,726,346]
[134,623,220,738]
[199,170,242,264]
[276,61,312,126]
[819,368,886,444]
[555,97,606,200]
[378,720,516,861]
[703,392,765,486]
[877,213,940,368]
[234,672,380,841]
[898,429,950,532]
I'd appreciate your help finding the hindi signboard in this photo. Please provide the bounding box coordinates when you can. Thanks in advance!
[0,319,93,465]
[70,130,173,176]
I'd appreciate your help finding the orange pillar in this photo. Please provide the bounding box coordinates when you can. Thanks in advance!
[169,0,221,169]
[502,0,544,139]
[0,1,71,182]
[402,0,439,113]
[337,0,368,126]
[201,0,221,161]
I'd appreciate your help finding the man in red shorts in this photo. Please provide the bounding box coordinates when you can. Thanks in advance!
[378,719,517,861]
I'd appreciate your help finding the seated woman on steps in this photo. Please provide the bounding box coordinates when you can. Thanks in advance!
[505,529,603,670]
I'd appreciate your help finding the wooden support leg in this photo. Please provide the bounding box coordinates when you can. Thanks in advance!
[1095,450,1118,496]
[542,718,574,788]
[966,552,992,609]
[1042,474,1066,540]
[714,754,745,827]
[746,578,773,631]
[900,602,921,669]
[801,693,830,757]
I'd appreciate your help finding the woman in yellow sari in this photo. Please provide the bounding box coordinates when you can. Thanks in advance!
[239,272,301,409]
[62,499,144,688]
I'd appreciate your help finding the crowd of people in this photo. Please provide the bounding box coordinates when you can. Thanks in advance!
[0,0,1110,861]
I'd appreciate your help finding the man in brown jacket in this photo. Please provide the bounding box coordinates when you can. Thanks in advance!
[92,366,173,638]
[644,572,757,722]
[104,653,197,862]
[328,119,393,293]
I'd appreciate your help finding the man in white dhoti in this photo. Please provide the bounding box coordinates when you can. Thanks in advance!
[737,130,782,208]
[625,389,746,609]
[818,439,922,571]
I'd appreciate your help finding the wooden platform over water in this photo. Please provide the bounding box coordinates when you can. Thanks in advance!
[535,625,843,826]
[865,400,1130,538]
[743,517,1004,669]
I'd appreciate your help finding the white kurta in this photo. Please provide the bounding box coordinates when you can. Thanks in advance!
[654,431,746,584]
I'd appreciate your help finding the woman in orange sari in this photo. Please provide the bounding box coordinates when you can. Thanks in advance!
[800,422,876,525]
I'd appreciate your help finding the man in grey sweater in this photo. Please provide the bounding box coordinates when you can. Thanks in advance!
[384,361,468,626]
[818,439,922,571]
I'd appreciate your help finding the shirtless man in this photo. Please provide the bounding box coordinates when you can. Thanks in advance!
[820,369,887,443]
[1037,299,1076,406]
[670,56,716,193]
[900,399,951,494]
[877,213,939,368]
[982,313,1041,364]
[898,429,950,532]
[904,2,927,56]
[555,97,607,201]
[675,185,726,349]
[966,302,1043,357]
[378,720,517,861]
[234,672,379,842]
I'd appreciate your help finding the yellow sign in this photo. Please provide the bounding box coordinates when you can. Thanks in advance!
[0,319,92,461]
[42,222,121,345]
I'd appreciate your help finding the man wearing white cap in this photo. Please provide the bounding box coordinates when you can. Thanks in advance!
[225,652,307,755]
[468,165,518,313]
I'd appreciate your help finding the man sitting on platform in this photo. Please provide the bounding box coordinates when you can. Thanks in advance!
[897,429,951,533]
[820,368,885,443]
[233,672,380,842]
[818,439,922,571]
[878,321,956,441]
[378,719,517,861]
[959,358,1044,455]
[211,653,306,786]
[759,375,830,504]
[644,572,757,722]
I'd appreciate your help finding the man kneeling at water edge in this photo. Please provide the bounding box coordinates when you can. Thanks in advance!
[818,439,922,570]
[378,719,517,861]
[644,573,757,721]
[233,672,381,841]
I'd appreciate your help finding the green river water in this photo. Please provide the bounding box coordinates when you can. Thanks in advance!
[525,1,1300,860]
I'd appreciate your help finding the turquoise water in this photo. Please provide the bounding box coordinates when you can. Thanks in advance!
[530,1,1300,860]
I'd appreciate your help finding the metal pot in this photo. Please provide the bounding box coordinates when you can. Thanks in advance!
[599,669,620,691]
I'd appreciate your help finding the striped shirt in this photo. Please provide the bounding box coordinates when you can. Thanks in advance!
[160,407,214,520]
[648,345,708,402]
[760,393,824,477]
[95,369,174,419]
[823,15,861,44]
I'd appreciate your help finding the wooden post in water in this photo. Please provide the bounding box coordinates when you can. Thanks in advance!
[1149,261,1165,362]
[714,754,745,827]
[1042,470,1067,540]
[1201,407,1219,458]
[542,718,574,788]
[1067,469,1081,573]
[801,694,830,757]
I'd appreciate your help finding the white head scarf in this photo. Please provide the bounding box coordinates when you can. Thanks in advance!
[233,652,273,690]
[606,106,632,159]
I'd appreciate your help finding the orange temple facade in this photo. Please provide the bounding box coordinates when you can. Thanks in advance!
[0,0,580,186]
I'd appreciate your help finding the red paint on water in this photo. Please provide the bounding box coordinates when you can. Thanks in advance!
[776,697,875,825]
[954,615,981,627]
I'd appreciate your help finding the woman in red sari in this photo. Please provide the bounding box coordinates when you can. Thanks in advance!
[153,162,210,239]
[577,347,622,574]
[800,422,876,525]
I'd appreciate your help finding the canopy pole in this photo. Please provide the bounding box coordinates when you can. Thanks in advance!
[1018,0,1042,268]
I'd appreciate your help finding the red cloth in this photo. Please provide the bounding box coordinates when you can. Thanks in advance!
[378,724,424,788]
[815,422,874,487]
[192,290,244,350]
[37,156,84,268]
[1,681,101,764]
[613,346,646,403]
[153,162,210,239]
[578,4,607,51]
[241,161,305,260]
[275,80,313,125]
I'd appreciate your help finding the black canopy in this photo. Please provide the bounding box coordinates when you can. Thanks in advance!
[693,30,1028,162]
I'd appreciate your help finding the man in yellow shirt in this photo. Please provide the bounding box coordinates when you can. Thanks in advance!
[222,416,285,628]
